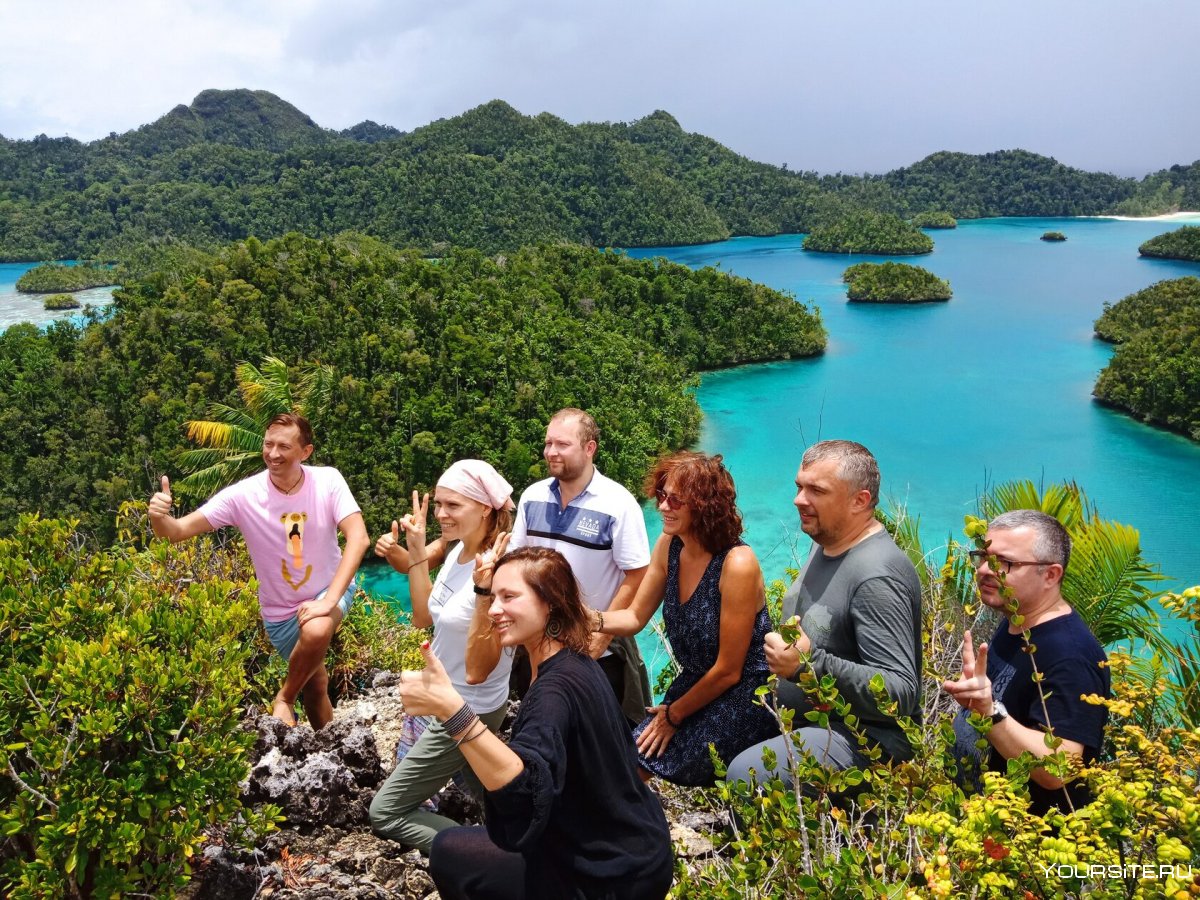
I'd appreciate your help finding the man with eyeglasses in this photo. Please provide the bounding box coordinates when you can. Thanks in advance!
[944,509,1110,815]
[508,408,653,725]
[727,439,923,784]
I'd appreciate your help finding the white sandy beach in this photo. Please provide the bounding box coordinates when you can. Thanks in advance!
[1083,211,1200,222]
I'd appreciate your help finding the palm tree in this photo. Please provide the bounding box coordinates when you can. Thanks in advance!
[178,356,335,498]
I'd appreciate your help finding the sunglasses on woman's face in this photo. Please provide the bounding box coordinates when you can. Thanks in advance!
[655,488,685,511]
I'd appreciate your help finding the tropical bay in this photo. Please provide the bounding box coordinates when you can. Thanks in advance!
[349,214,1200,673]
[629,216,1200,595]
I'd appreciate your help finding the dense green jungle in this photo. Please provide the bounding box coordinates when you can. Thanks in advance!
[1139,225,1200,261]
[3,88,1200,261]
[842,261,952,302]
[1093,276,1200,440]
[0,235,825,542]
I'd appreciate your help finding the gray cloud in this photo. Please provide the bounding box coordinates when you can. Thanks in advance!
[1,0,1196,175]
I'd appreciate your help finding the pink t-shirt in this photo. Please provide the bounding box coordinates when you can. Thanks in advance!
[199,466,361,622]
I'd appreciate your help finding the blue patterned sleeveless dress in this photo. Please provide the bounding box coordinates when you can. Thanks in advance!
[634,537,779,786]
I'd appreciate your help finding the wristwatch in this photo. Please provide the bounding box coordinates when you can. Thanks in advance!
[990,701,1009,724]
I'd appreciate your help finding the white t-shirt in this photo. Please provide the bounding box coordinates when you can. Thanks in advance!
[429,542,513,713]
[198,466,360,622]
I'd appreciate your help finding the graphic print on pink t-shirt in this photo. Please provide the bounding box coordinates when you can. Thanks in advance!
[280,511,311,591]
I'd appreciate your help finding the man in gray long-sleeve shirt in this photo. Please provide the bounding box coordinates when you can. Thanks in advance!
[728,440,922,784]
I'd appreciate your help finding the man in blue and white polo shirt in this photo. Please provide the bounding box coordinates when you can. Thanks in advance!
[509,407,653,724]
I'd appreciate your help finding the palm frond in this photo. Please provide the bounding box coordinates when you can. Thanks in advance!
[295,362,336,418]
[191,403,265,432]
[980,479,1087,530]
[238,357,294,419]
[184,421,266,454]
[177,453,263,498]
[1065,518,1167,654]
[178,355,337,498]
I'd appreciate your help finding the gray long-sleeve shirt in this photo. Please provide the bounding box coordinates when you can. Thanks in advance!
[777,529,923,760]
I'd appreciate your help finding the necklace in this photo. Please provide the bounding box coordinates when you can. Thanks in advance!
[271,469,305,495]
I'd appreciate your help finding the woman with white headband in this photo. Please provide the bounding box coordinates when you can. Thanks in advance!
[369,459,515,853]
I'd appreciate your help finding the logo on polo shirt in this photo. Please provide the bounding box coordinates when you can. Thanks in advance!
[576,515,602,538]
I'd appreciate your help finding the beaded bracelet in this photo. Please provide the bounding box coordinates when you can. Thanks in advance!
[455,720,489,747]
[664,703,681,728]
[442,702,478,738]
[593,611,605,634]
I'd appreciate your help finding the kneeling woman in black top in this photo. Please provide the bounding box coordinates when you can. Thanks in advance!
[397,546,673,900]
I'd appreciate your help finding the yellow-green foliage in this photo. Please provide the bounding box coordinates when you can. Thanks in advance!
[0,515,270,897]
[0,510,427,896]
[671,522,1200,899]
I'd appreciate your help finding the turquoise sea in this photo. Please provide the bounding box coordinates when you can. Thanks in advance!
[0,262,116,330]
[624,216,1200,598]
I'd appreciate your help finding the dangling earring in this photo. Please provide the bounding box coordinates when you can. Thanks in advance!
[544,616,563,640]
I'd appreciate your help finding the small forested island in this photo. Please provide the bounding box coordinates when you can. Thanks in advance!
[0,233,825,541]
[909,211,957,229]
[1138,225,1200,262]
[1093,276,1200,440]
[842,261,951,303]
[15,261,116,293]
[803,211,934,255]
[1041,231,1067,241]
[42,293,80,310]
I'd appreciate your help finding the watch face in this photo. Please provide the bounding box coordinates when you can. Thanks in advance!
[991,701,1008,721]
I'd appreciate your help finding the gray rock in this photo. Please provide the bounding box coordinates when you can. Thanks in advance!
[372,671,402,688]
[248,747,300,802]
[671,822,715,858]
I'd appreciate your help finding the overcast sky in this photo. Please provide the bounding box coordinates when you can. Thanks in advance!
[2,0,1197,177]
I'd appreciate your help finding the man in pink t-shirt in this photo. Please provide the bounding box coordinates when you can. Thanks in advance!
[148,413,369,729]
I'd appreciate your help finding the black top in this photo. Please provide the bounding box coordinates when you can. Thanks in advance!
[485,649,673,899]
[953,610,1110,815]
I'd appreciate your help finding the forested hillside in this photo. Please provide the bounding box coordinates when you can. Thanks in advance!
[1093,277,1200,440]
[2,89,1193,262]
[0,234,825,541]
[879,150,1134,217]
[1138,225,1200,262]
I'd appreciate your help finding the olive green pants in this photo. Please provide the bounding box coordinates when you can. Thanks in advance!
[368,704,507,854]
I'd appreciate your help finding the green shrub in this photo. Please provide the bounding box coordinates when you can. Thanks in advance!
[1139,225,1200,261]
[803,211,934,255]
[0,514,277,897]
[842,261,951,303]
[910,211,958,229]
[15,263,116,294]
[42,293,81,311]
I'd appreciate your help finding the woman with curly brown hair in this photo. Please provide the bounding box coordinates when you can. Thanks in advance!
[594,451,779,786]
[397,546,673,900]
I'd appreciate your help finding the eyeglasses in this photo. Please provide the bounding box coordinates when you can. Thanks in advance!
[967,550,1052,574]
[655,488,686,511]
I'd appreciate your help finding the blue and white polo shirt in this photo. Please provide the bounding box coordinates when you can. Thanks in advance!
[509,469,651,611]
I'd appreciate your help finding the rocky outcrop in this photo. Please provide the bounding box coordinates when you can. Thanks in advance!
[185,673,722,898]
[187,673,440,898]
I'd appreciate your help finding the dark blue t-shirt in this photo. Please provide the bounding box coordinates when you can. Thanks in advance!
[953,610,1110,815]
